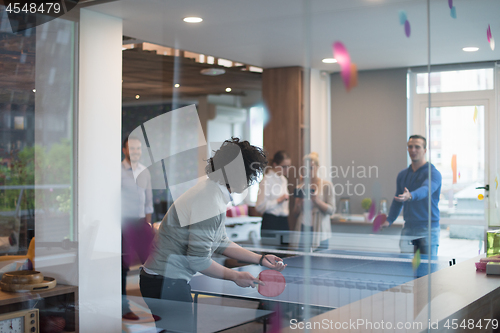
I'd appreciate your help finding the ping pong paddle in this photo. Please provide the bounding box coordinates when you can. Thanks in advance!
[257,270,286,297]
[372,213,387,233]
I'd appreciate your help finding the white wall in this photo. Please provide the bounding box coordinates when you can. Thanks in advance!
[78,9,122,332]
[310,69,332,177]
[330,69,408,214]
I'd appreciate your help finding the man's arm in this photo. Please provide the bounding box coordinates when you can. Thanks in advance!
[221,241,285,270]
[386,172,405,225]
[201,239,285,287]
[409,168,442,201]
[200,261,261,288]
[144,171,154,224]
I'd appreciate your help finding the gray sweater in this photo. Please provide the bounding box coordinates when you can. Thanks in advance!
[143,178,231,282]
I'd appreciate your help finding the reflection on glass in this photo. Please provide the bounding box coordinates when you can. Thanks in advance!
[417,69,494,94]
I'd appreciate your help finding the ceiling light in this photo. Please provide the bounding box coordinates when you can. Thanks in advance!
[200,68,225,76]
[174,84,180,88]
[462,47,479,52]
[183,17,203,23]
[322,58,338,64]
[225,87,232,93]
[32,89,36,93]
[135,95,140,99]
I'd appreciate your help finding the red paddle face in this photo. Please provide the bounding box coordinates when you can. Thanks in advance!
[258,270,286,297]
[372,213,387,233]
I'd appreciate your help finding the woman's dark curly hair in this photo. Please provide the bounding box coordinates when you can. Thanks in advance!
[206,137,267,188]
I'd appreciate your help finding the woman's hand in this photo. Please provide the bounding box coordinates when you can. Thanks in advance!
[293,197,304,215]
[261,254,287,271]
[309,189,333,214]
[277,193,289,204]
[233,271,262,288]
[310,191,319,205]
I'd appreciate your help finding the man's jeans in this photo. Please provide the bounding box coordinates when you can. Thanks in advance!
[400,223,440,256]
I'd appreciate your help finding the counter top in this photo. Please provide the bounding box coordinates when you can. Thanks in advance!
[332,214,405,226]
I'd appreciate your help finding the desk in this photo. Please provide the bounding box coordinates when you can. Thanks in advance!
[331,215,408,252]
[238,230,422,254]
[225,216,262,242]
[190,250,451,310]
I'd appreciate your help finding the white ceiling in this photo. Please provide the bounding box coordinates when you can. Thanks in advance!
[90,0,499,71]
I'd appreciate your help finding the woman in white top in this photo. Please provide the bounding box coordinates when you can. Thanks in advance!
[292,152,335,251]
[255,151,292,238]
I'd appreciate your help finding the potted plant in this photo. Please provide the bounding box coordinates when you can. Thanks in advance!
[361,198,375,222]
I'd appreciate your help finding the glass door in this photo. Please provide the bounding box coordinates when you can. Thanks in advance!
[416,88,497,258]
[424,104,487,226]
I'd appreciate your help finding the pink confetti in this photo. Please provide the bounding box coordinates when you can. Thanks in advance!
[368,201,376,221]
[487,25,492,43]
[405,20,411,37]
[332,42,352,89]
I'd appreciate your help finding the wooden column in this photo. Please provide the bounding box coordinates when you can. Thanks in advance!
[262,66,303,230]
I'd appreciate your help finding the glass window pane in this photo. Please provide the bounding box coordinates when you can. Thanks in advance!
[417,68,494,94]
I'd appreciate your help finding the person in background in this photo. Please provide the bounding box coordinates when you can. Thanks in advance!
[255,150,292,239]
[292,152,335,251]
[121,136,155,320]
[140,138,286,330]
[382,135,442,256]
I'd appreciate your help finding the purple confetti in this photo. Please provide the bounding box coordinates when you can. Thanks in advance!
[487,25,492,42]
[405,20,411,38]
[448,0,453,9]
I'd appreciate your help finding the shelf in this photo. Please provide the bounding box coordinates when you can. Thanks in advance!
[0,284,78,332]
[0,284,77,306]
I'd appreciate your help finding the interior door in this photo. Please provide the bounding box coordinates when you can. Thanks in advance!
[418,95,498,228]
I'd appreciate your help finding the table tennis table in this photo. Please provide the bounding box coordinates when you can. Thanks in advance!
[190,249,456,311]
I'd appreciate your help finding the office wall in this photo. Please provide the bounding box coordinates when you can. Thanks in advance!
[311,69,332,179]
[330,68,408,214]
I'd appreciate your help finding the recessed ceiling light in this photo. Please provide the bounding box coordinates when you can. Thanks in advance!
[322,58,338,64]
[135,95,140,99]
[32,89,36,93]
[462,47,479,52]
[200,68,226,76]
[225,87,232,93]
[183,17,203,23]
[174,83,180,88]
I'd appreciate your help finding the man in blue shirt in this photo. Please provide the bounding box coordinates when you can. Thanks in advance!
[382,135,442,255]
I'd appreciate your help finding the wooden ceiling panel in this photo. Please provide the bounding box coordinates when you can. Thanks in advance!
[122,48,261,102]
